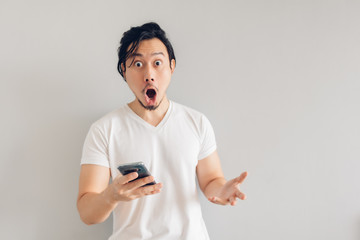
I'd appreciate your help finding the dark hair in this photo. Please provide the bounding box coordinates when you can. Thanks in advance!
[117,22,176,80]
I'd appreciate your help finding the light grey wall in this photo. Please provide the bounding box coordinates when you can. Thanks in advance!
[1,0,359,239]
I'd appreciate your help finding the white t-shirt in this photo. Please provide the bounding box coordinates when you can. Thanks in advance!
[81,100,217,240]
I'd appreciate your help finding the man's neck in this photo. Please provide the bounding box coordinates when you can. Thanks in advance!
[128,96,170,127]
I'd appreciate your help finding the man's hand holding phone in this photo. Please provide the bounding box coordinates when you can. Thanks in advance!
[104,162,162,204]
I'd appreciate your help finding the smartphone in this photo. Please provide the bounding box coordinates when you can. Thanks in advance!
[117,162,156,186]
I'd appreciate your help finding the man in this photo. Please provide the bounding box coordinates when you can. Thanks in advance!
[77,22,248,240]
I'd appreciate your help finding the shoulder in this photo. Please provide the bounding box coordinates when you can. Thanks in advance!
[171,101,205,119]
[171,101,212,129]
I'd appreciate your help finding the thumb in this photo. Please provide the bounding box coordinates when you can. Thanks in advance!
[234,171,248,185]
[115,172,139,185]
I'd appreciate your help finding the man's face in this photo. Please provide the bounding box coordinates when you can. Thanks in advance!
[123,38,175,111]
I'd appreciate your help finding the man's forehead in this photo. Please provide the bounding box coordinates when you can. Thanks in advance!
[128,38,168,56]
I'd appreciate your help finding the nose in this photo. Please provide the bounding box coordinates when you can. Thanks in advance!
[144,65,155,82]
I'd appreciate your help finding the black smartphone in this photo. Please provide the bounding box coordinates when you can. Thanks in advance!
[117,162,156,186]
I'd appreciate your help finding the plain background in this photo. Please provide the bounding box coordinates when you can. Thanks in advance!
[1,0,359,239]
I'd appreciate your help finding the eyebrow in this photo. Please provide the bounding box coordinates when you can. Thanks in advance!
[130,52,165,58]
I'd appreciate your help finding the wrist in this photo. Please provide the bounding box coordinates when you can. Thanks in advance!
[102,185,118,207]
[204,177,226,197]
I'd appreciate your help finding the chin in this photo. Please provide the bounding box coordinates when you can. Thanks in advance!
[138,99,161,111]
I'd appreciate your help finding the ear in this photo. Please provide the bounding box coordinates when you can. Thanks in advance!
[170,59,176,74]
[121,63,127,82]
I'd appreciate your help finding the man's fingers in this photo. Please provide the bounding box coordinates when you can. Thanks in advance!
[208,196,228,205]
[236,191,246,200]
[126,175,156,190]
[229,196,237,206]
[234,171,248,185]
[116,172,139,185]
[209,194,244,206]
[110,173,162,202]
[134,182,163,196]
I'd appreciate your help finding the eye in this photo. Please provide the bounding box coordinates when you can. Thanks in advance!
[135,61,142,67]
[155,60,162,66]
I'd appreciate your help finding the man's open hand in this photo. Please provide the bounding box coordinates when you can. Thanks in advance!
[208,171,248,206]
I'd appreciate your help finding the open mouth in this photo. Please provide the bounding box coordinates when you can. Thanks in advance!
[146,89,156,99]
[144,87,157,105]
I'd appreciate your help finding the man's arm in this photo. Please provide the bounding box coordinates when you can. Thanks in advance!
[196,150,248,206]
[77,164,162,225]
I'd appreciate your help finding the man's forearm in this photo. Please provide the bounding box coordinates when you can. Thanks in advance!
[77,188,117,225]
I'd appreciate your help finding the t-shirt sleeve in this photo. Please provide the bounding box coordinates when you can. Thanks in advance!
[80,124,110,168]
[198,114,217,160]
